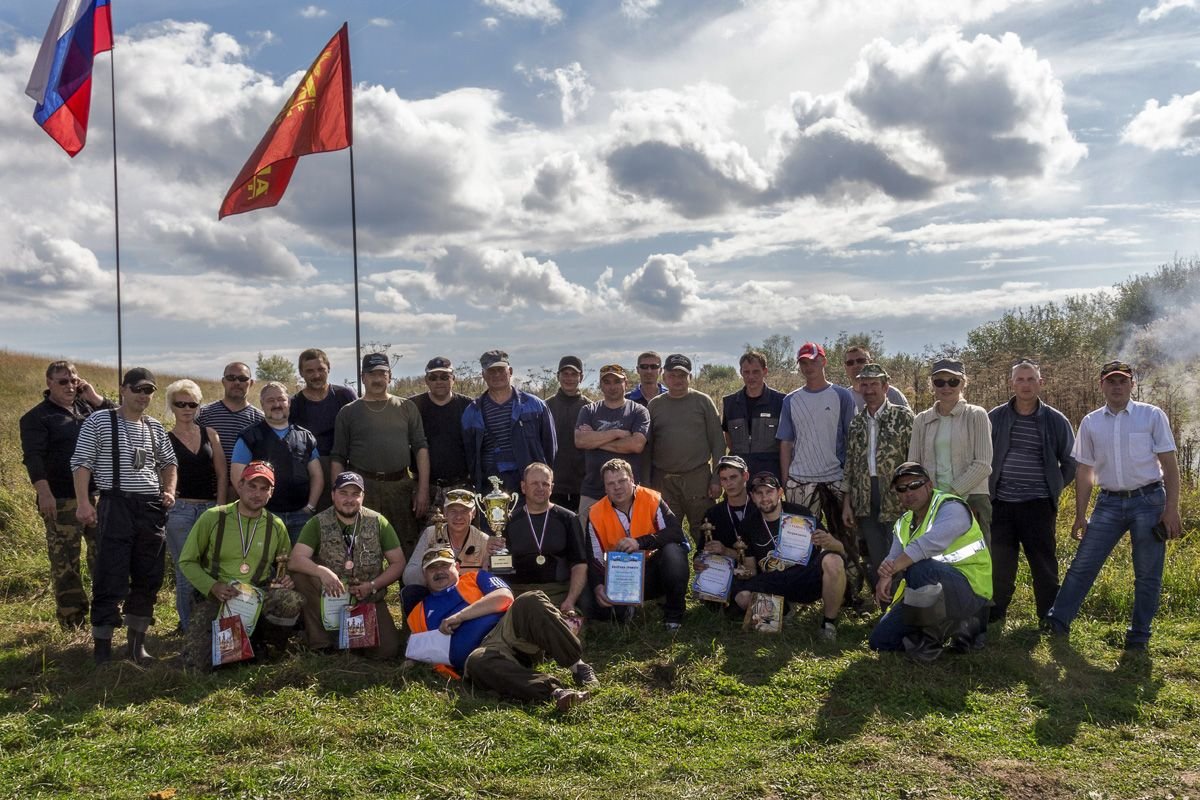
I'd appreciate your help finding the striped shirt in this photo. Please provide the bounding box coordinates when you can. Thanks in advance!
[71,409,176,494]
[995,413,1049,501]
[197,400,264,472]
[481,393,516,475]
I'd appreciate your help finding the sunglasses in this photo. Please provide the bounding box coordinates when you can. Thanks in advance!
[638,363,661,370]
[173,401,199,409]
[128,385,156,395]
[844,357,867,366]
[426,374,451,381]
[444,489,475,504]
[932,378,961,388]
[223,375,251,383]
[894,479,928,494]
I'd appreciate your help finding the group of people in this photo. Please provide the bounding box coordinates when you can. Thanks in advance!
[17,342,1182,708]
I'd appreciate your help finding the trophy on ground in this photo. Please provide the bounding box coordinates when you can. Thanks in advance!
[477,476,518,574]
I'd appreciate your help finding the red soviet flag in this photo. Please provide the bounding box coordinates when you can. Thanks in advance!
[219,23,352,219]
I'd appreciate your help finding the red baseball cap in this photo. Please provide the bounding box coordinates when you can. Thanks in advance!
[241,461,275,486]
[796,342,826,361]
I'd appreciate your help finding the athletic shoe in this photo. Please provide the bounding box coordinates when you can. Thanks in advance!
[818,621,837,642]
[571,661,599,687]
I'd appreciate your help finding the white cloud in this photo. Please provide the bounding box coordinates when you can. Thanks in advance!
[299,6,327,18]
[889,217,1139,253]
[428,247,592,312]
[1137,0,1198,23]
[518,61,594,123]
[481,0,564,25]
[620,0,661,21]
[482,17,500,30]
[368,18,393,28]
[1122,91,1200,154]
[619,254,703,321]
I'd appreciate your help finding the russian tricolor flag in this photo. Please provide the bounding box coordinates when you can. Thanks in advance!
[25,0,113,157]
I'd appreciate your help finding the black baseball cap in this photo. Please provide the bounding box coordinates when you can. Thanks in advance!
[121,367,156,388]
[361,353,390,373]
[716,455,748,472]
[425,356,453,375]
[664,353,692,373]
[480,350,511,369]
[891,462,930,483]
[748,471,782,490]
[557,355,583,374]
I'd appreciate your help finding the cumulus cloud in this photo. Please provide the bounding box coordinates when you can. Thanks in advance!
[1137,0,1197,22]
[619,254,703,321]
[428,247,591,312]
[1122,91,1200,154]
[518,61,594,123]
[299,6,327,18]
[482,0,564,25]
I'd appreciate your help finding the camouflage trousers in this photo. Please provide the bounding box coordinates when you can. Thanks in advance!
[44,497,98,629]
[182,588,303,671]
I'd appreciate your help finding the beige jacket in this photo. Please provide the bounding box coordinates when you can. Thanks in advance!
[908,398,993,498]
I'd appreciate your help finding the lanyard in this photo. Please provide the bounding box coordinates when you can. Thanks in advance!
[235,503,261,562]
[526,508,550,554]
[341,514,361,562]
[727,501,747,529]
[761,515,781,549]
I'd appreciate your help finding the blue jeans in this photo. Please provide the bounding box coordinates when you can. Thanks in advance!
[869,559,987,651]
[1047,488,1166,645]
[164,498,213,631]
[278,509,314,546]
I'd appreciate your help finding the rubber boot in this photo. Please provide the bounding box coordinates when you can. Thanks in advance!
[126,630,153,665]
[93,637,112,665]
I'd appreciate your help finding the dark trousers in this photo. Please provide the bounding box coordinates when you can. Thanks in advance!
[990,497,1059,621]
[464,591,582,703]
[589,542,689,624]
[90,494,166,635]
[868,559,988,651]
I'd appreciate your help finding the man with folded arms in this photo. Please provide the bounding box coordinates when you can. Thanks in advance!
[574,363,649,522]
[733,472,846,641]
[331,353,430,558]
[178,461,302,670]
[586,458,689,630]
[1046,360,1181,651]
[407,548,595,709]
[289,471,405,659]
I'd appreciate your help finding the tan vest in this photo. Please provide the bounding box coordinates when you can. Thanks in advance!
[315,507,385,603]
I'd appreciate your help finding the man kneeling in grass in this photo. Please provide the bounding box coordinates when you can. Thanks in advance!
[178,461,302,669]
[406,547,596,710]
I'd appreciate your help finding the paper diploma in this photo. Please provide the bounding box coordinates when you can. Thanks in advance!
[692,553,734,601]
[226,582,264,636]
[321,591,351,631]
[772,514,814,566]
[605,551,645,605]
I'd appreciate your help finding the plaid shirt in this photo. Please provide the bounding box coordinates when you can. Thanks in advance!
[845,400,914,523]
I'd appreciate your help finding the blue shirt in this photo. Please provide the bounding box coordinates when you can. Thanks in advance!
[416,570,509,672]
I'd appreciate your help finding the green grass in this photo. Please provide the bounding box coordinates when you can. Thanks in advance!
[2,350,1199,799]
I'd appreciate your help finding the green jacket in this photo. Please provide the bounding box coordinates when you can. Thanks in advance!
[845,399,914,523]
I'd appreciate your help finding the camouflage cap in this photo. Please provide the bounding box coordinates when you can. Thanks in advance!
[855,363,890,381]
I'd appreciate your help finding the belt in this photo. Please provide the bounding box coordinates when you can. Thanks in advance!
[351,467,412,482]
[99,489,160,501]
[435,476,472,487]
[1101,481,1163,498]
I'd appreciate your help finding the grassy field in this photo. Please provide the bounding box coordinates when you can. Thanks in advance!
[1,350,1198,799]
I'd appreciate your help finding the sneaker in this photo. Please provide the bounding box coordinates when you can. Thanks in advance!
[818,621,837,642]
[553,688,591,711]
[664,622,682,633]
[571,661,599,687]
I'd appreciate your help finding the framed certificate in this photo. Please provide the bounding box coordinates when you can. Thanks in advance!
[321,591,350,631]
[692,553,734,603]
[605,551,645,606]
[771,513,814,566]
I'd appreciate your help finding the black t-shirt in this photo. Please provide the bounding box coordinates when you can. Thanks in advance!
[290,385,357,455]
[736,501,821,563]
[697,498,755,550]
[410,392,473,482]
[504,504,587,584]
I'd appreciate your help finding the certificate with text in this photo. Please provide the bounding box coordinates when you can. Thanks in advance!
[226,582,264,637]
[321,591,351,631]
[772,514,814,566]
[692,554,734,602]
[605,551,645,606]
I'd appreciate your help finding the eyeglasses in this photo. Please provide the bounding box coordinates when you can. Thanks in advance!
[444,489,475,505]
[128,385,156,395]
[894,479,928,494]
[638,363,661,370]
[844,357,867,366]
[173,401,199,409]
[932,378,961,388]
[223,375,251,383]
[426,374,451,381]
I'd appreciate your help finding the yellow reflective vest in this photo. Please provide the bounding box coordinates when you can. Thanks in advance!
[893,489,992,601]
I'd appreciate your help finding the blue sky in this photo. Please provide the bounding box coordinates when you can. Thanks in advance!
[2,0,1199,385]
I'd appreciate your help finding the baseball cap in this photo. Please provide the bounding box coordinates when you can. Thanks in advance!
[1100,360,1133,380]
[557,355,583,374]
[891,461,929,483]
[361,353,390,373]
[664,353,692,373]
[242,460,276,486]
[421,547,457,569]
[599,363,626,379]
[748,471,782,490]
[796,342,825,361]
[121,367,156,388]
[332,471,365,492]
[425,356,453,375]
[716,455,749,472]
[480,350,510,370]
[444,488,475,508]
[931,358,965,377]
[855,363,890,381]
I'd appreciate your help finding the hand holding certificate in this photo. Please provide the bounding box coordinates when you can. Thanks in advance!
[225,582,265,636]
[605,551,645,605]
[321,591,351,631]
[771,513,815,566]
[692,553,734,603]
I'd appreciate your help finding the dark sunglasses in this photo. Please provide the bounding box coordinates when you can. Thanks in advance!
[893,479,928,494]
[426,374,451,381]
[844,357,867,366]
[637,363,661,370]
[932,378,961,388]
[55,377,80,386]
[223,375,251,382]
[128,385,156,395]
[173,401,199,409]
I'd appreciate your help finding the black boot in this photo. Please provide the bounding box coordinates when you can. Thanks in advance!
[93,637,112,665]
[126,630,153,665]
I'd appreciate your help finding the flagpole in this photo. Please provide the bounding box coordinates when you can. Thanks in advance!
[349,144,362,396]
[108,42,123,381]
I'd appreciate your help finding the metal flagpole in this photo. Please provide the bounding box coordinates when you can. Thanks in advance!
[108,38,123,381]
[349,144,362,396]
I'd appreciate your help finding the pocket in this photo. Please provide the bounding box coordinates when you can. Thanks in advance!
[1129,432,1152,454]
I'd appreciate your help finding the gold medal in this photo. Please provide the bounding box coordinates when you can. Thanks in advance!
[345,560,355,570]
[535,555,547,566]
[239,562,250,574]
